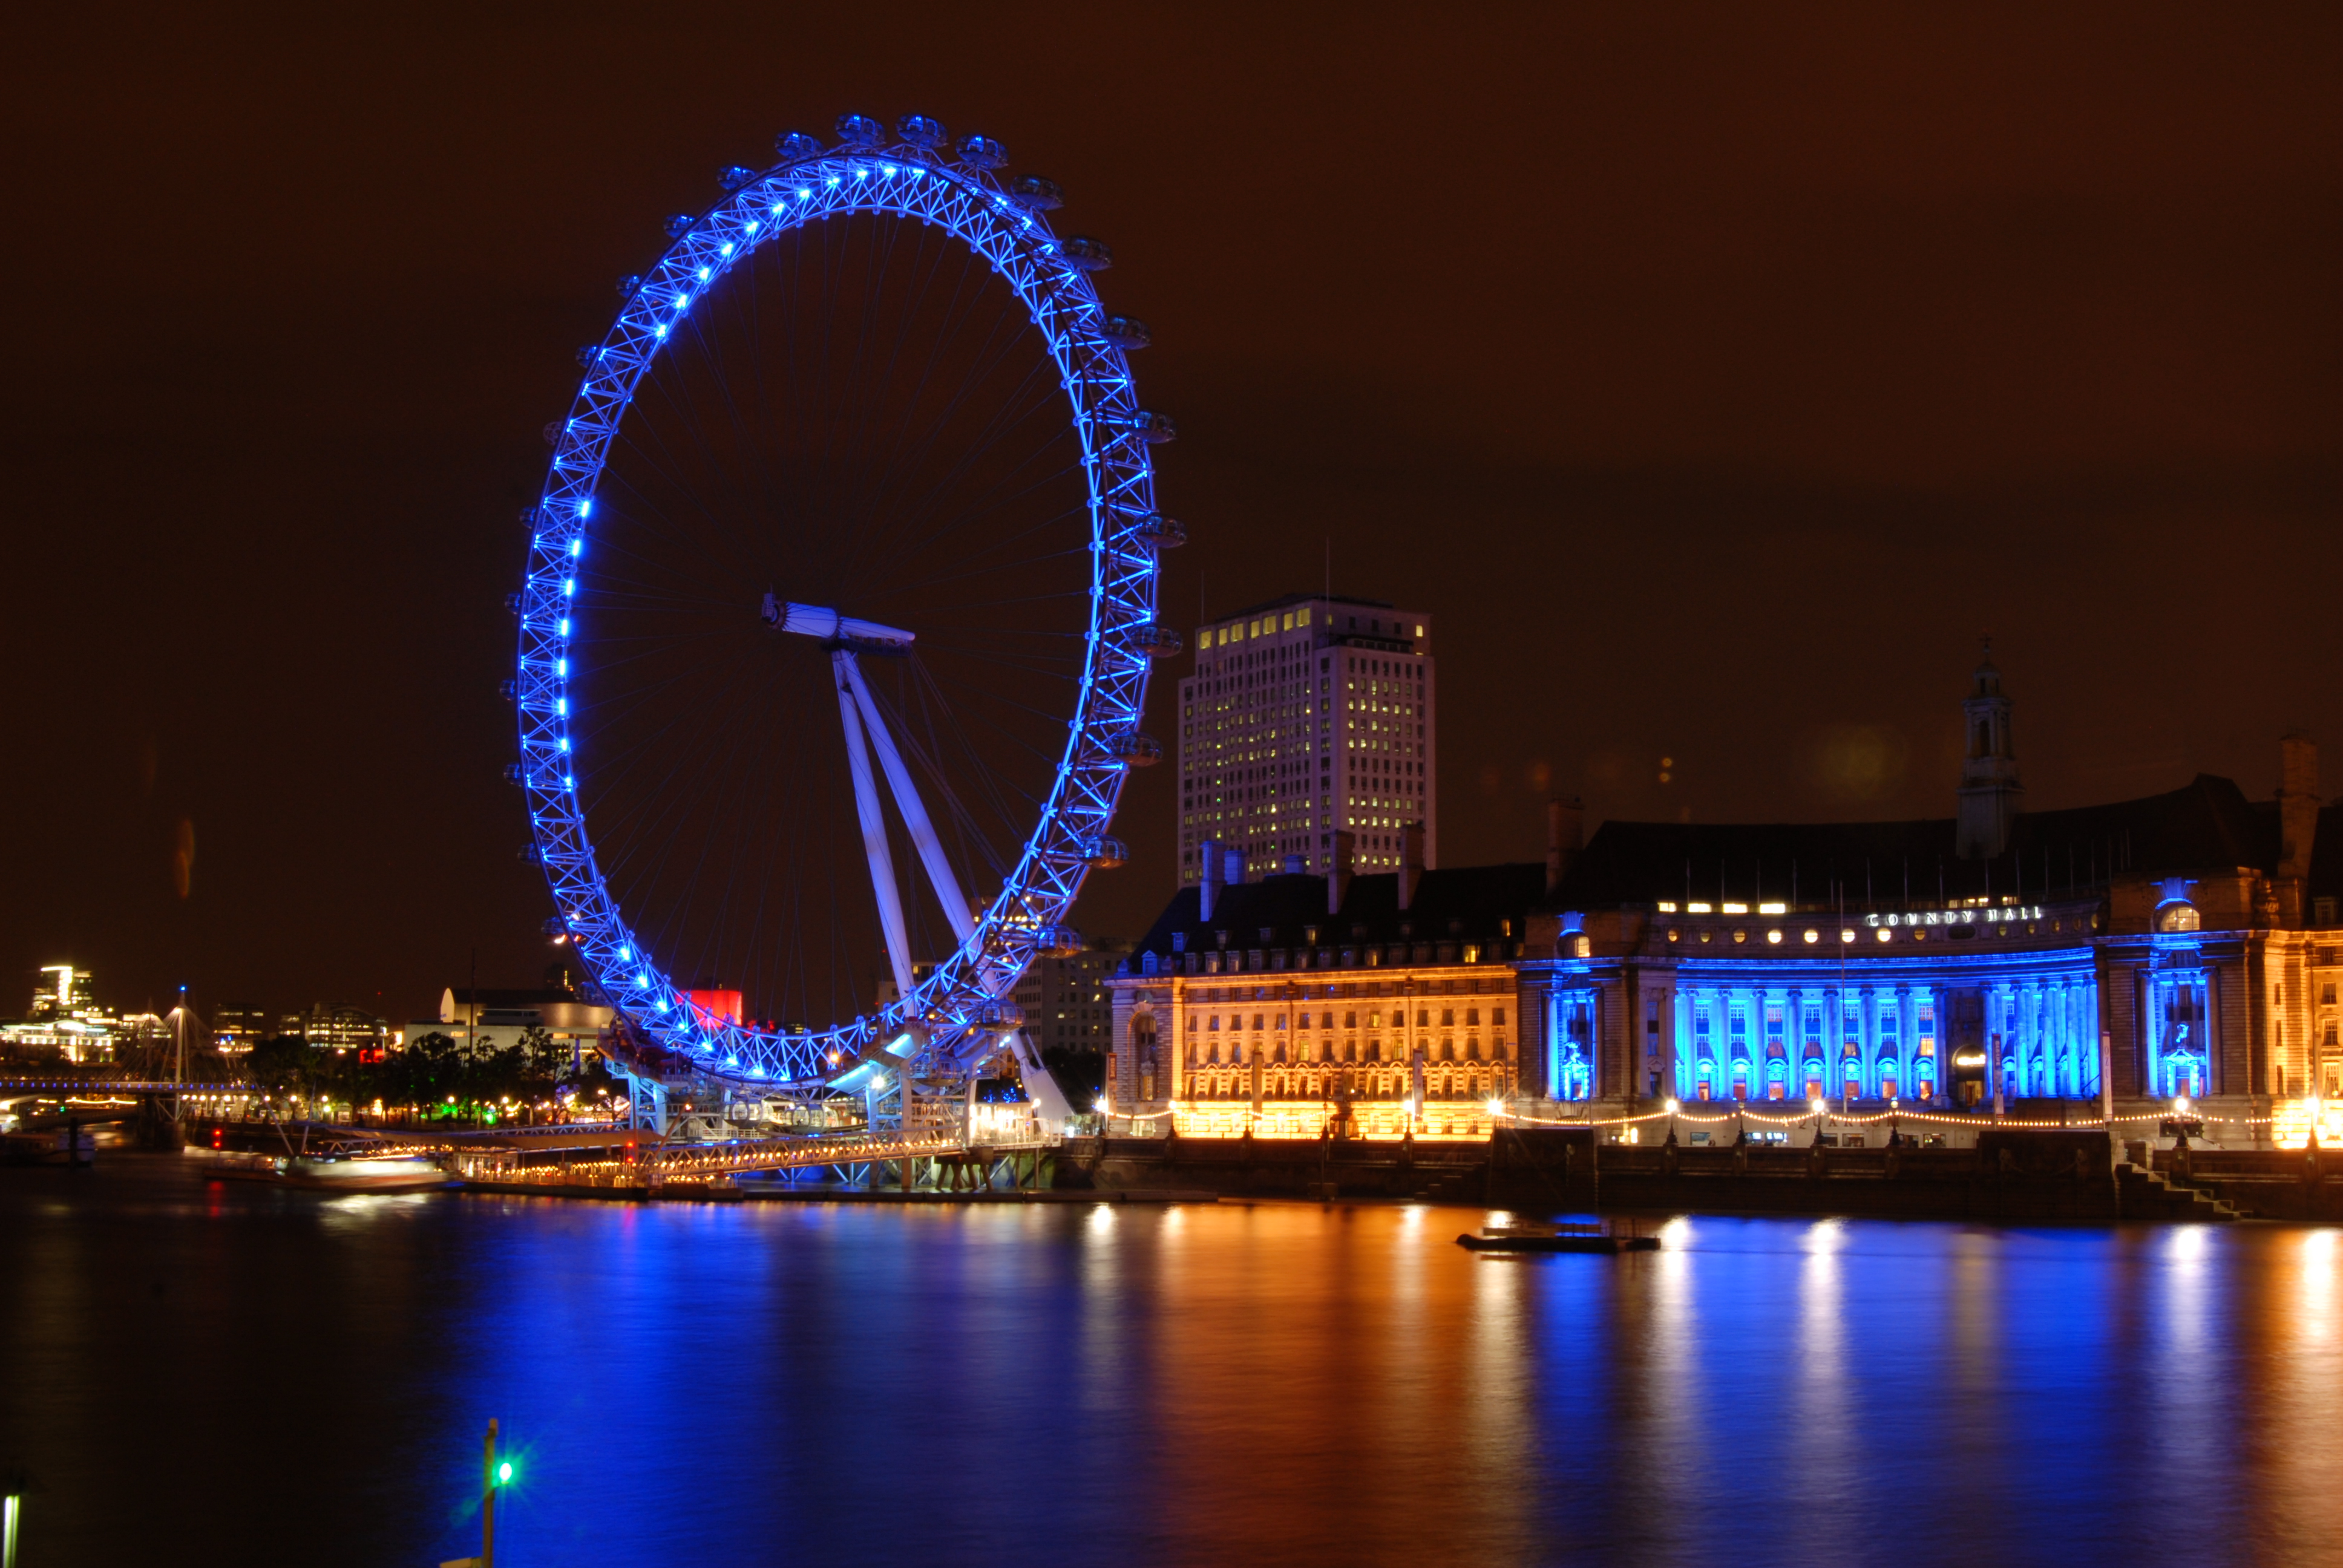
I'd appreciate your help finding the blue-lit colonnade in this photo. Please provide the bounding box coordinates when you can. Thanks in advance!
[1522,903,2119,1109]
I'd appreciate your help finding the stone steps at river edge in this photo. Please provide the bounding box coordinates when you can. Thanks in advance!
[2117,1160,2241,1222]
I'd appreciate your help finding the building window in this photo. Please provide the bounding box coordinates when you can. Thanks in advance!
[2152,969,2210,1099]
[1549,990,1594,1102]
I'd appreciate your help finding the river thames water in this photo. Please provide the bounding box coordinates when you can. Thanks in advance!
[4,1155,2340,1566]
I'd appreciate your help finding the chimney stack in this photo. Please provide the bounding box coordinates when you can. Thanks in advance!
[1198,837,1225,923]
[1224,846,1247,889]
[1399,821,1427,910]
[1328,830,1355,916]
[1546,796,1584,893]
[2276,733,2320,927]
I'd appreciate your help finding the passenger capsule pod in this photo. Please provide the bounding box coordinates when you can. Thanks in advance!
[718,165,758,191]
[519,843,543,865]
[500,680,519,702]
[1008,174,1064,211]
[618,273,643,296]
[665,214,696,239]
[1104,732,1163,768]
[1082,835,1130,870]
[1115,410,1178,445]
[1101,315,1151,350]
[775,131,824,161]
[835,112,886,147]
[956,133,1008,169]
[504,762,526,785]
[543,422,563,447]
[1131,512,1186,549]
[541,916,568,936]
[973,999,1024,1031]
[896,113,947,148]
[1034,925,1085,959]
[1059,235,1113,272]
[505,592,525,615]
[1129,622,1183,659]
[575,344,600,368]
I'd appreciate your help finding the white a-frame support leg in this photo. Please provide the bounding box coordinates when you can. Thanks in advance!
[838,654,975,947]
[833,647,980,1010]
[835,650,914,1001]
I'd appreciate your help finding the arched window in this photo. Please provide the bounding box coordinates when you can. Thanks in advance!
[2157,901,2201,933]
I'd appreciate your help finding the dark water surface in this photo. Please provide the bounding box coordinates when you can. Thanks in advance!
[4,1155,2339,1566]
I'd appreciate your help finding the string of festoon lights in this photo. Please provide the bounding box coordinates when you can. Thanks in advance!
[479,1132,968,1184]
[1484,1094,2272,1132]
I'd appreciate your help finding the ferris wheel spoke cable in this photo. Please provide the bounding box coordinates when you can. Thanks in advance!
[605,403,770,589]
[631,683,781,998]
[905,668,1009,894]
[870,659,1042,841]
[840,295,1047,565]
[830,215,950,514]
[880,665,1035,883]
[808,259,1060,572]
[582,669,776,902]
[864,449,1091,601]
[646,351,784,584]
[842,348,1076,587]
[851,238,1008,526]
[579,659,792,878]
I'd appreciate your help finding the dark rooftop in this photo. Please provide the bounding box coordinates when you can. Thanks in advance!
[1127,863,1548,961]
[1550,774,2314,912]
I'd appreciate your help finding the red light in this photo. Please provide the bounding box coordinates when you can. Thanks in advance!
[686,988,742,1029]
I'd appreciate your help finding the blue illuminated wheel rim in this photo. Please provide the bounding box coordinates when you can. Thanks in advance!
[513,116,1175,1089]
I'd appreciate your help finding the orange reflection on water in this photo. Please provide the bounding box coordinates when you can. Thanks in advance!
[1142,1203,1542,1565]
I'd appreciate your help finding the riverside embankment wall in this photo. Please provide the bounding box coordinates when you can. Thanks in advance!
[1056,1128,2252,1221]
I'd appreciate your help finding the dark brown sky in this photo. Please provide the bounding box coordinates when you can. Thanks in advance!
[3,3,2336,1024]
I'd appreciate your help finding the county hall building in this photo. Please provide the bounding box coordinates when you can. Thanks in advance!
[1110,653,2343,1145]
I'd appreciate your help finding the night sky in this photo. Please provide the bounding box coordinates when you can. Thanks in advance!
[5,5,2336,1026]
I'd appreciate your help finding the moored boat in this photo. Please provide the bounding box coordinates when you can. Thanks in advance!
[1457,1220,1659,1255]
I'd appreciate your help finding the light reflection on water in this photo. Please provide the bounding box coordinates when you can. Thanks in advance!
[4,1159,2342,1566]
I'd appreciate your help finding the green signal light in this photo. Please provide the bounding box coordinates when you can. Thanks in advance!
[496,1460,513,1485]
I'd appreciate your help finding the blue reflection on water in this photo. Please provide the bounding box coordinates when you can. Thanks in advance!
[3,1162,2341,1567]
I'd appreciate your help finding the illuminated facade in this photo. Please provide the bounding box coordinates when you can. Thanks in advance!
[1178,593,1435,886]
[3,965,125,1062]
[1519,660,2343,1140]
[1522,900,2107,1111]
[1107,841,1540,1138]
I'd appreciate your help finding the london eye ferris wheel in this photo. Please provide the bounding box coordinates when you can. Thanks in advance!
[510,112,1181,1094]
